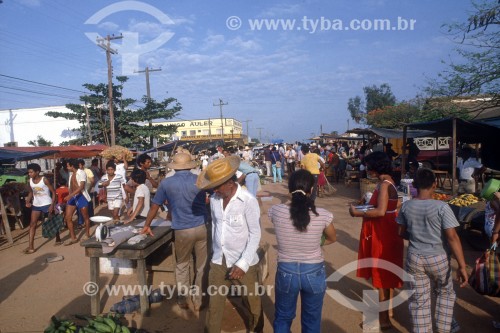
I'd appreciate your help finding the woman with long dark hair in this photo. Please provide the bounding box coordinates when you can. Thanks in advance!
[268,169,336,332]
[349,151,404,330]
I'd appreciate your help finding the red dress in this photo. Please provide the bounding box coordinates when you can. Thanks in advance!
[357,181,404,289]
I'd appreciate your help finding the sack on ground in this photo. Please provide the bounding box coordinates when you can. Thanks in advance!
[42,214,64,239]
[469,245,500,297]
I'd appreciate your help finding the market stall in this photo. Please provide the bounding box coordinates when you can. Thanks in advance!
[402,117,500,196]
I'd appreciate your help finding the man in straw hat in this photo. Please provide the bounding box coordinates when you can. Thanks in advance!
[197,156,263,333]
[242,145,253,161]
[141,152,208,311]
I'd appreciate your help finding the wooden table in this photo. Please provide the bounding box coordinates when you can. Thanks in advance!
[81,222,173,316]
[433,170,450,189]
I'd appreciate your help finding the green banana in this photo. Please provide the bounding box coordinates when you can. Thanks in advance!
[92,322,113,333]
[120,327,130,333]
[114,325,122,333]
[82,327,98,333]
[94,316,105,323]
[102,318,116,332]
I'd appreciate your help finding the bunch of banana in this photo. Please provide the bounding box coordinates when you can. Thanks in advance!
[44,316,77,333]
[81,313,130,333]
[448,194,479,207]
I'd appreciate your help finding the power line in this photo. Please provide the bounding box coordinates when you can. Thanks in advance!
[0,85,80,99]
[0,74,88,94]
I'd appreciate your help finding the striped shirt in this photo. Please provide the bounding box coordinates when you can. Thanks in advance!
[268,203,333,263]
[101,174,125,201]
[397,199,459,256]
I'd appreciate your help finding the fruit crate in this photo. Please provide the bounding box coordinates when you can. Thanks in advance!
[448,200,486,225]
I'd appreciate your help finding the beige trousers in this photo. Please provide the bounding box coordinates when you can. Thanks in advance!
[174,223,208,306]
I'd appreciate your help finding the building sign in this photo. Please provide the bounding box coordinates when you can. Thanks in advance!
[155,118,243,139]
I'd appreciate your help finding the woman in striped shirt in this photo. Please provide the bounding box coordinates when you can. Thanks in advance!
[268,169,336,333]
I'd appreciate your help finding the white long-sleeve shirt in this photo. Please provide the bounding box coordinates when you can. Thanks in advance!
[210,184,261,272]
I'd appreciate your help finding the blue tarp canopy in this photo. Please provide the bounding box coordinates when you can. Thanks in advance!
[0,149,56,164]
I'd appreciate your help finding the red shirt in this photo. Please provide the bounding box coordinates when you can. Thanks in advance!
[55,186,69,204]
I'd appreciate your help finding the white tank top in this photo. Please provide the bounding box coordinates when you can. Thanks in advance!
[30,177,53,207]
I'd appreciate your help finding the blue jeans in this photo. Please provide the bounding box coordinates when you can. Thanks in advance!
[245,172,259,197]
[274,262,326,333]
[272,164,282,183]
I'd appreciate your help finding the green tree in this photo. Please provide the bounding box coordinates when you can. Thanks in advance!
[364,84,396,112]
[46,78,181,148]
[347,96,364,124]
[427,0,499,108]
[347,83,396,124]
[366,98,471,129]
[27,135,53,147]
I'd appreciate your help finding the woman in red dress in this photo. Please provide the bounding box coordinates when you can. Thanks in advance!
[349,151,403,330]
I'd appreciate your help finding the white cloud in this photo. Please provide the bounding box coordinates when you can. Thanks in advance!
[201,34,225,50]
[128,19,166,36]
[177,37,193,48]
[98,21,120,31]
[227,37,261,52]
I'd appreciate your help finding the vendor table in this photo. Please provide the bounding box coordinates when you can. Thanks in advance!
[432,170,450,189]
[81,222,173,316]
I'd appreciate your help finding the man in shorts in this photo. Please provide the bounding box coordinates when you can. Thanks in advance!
[64,158,92,245]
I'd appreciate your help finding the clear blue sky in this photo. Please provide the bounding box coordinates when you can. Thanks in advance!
[0,0,474,144]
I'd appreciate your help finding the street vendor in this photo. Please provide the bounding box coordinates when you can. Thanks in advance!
[457,147,486,194]
[482,179,500,245]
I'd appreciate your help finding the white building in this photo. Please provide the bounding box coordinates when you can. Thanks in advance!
[0,106,79,146]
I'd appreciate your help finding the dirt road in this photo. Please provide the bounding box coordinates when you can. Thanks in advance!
[1,180,499,332]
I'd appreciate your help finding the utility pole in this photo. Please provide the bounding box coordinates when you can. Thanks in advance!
[213,98,228,144]
[256,127,263,143]
[208,118,212,142]
[97,34,122,146]
[5,109,16,143]
[242,119,252,143]
[135,67,162,147]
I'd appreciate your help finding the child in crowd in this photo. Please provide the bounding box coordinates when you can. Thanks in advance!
[25,163,60,253]
[100,160,126,223]
[55,179,69,214]
[123,169,150,223]
[397,168,468,333]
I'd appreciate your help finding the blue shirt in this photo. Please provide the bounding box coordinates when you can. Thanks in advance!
[238,161,257,175]
[153,170,207,230]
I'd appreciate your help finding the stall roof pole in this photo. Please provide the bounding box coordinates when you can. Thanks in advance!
[0,195,14,244]
[401,125,408,178]
[452,118,457,196]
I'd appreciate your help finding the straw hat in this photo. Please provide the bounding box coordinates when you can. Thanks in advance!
[244,146,251,150]
[167,152,197,170]
[196,156,240,190]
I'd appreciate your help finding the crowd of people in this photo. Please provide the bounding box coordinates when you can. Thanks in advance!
[18,141,500,333]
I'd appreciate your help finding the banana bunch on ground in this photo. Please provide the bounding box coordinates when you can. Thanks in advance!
[44,316,77,333]
[80,313,130,333]
[448,194,479,207]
